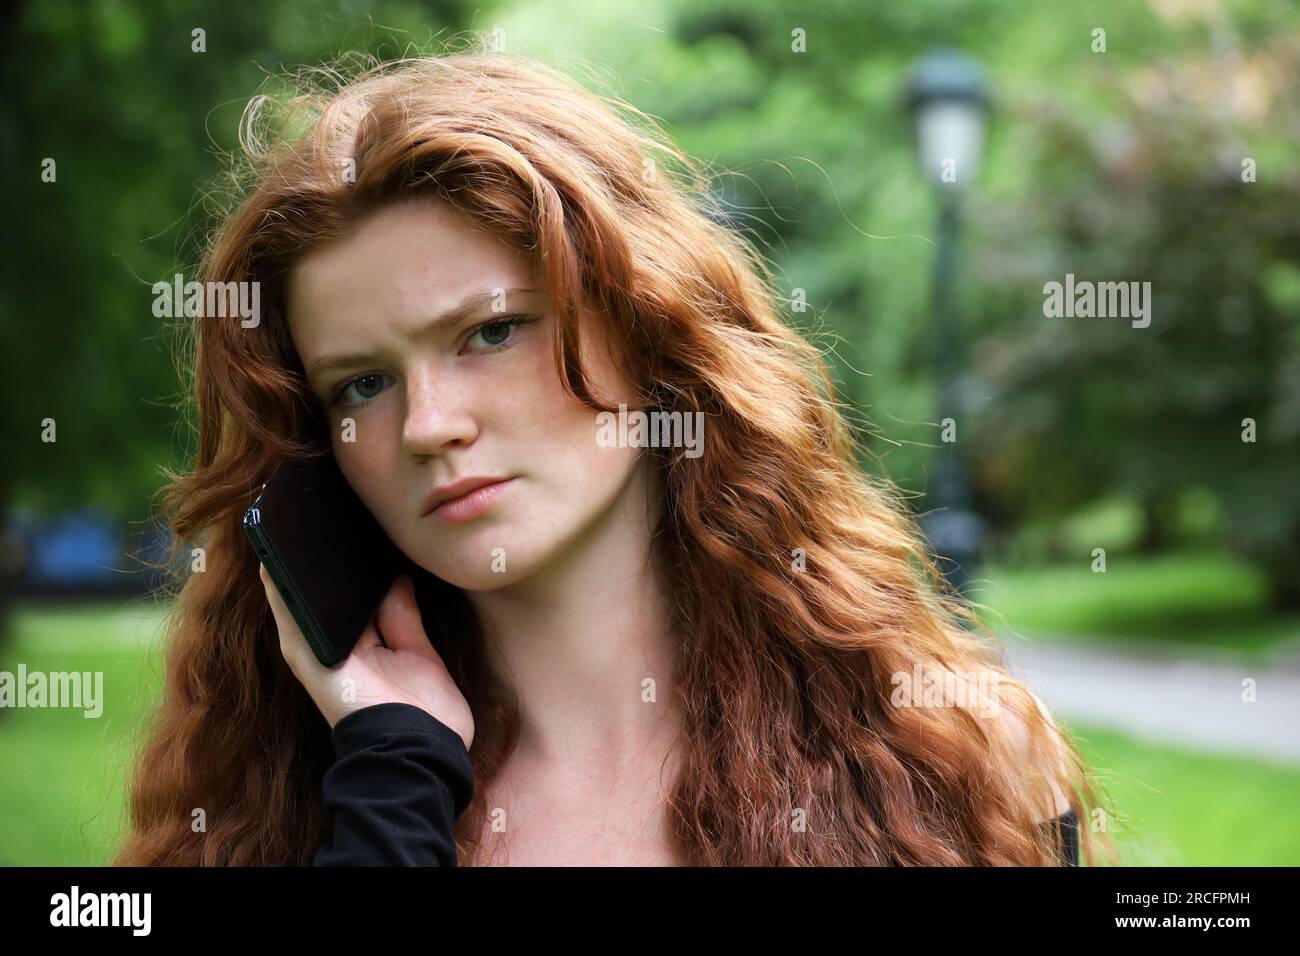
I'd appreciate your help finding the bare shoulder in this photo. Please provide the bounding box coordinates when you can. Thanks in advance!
[992,685,1074,820]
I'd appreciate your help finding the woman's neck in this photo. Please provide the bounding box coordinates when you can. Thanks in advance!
[466,457,682,775]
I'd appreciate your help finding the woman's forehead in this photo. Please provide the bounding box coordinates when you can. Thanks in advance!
[285,201,538,331]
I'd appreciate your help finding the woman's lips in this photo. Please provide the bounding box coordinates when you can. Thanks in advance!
[428,477,515,523]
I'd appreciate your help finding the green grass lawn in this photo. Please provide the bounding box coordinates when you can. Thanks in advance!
[1065,723,1300,866]
[0,597,168,866]
[969,550,1300,661]
[0,597,1296,865]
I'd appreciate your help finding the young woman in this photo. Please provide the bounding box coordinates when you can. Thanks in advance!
[116,46,1114,867]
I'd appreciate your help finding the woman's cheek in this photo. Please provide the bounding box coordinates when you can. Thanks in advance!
[330,409,393,498]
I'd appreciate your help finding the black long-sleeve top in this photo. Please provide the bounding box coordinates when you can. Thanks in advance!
[311,702,1081,866]
[312,702,475,866]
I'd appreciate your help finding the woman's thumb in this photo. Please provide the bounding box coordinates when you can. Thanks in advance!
[374,573,432,655]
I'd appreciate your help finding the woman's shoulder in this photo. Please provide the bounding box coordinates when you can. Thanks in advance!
[987,684,1075,819]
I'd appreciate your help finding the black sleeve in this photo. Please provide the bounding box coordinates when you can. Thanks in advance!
[1040,808,1081,866]
[312,702,475,867]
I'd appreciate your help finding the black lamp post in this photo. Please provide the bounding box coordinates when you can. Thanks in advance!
[904,49,990,599]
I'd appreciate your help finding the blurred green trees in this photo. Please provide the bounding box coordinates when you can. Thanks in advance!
[964,32,1300,605]
[2,0,1296,611]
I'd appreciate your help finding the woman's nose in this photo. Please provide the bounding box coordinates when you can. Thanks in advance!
[401,366,479,457]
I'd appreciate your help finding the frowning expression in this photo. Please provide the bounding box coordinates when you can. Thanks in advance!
[285,194,645,589]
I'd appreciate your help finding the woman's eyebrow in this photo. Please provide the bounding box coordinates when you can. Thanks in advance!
[306,286,539,381]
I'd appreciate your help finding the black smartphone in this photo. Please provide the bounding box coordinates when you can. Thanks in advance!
[243,453,406,666]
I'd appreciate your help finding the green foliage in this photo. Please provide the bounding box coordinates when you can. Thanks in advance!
[963,33,1300,603]
[3,0,1297,606]
[0,0,479,520]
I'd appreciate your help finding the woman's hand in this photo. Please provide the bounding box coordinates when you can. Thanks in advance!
[259,565,475,751]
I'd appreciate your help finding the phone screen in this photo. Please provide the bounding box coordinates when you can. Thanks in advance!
[244,453,405,666]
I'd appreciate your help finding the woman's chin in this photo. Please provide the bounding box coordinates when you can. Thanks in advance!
[415,541,540,591]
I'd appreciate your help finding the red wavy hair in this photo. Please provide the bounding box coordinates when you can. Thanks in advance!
[116,42,1117,866]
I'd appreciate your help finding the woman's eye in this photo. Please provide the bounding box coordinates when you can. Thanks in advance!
[329,317,536,407]
[464,315,534,353]
[334,373,391,406]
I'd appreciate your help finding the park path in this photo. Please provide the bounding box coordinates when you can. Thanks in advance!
[996,631,1300,766]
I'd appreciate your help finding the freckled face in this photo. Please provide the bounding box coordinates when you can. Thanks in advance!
[285,195,643,589]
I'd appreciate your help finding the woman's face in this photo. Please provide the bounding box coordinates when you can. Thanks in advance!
[285,194,646,590]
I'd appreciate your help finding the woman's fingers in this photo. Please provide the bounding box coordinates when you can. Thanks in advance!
[259,563,312,673]
[262,564,393,676]
[355,621,384,653]
[374,573,432,656]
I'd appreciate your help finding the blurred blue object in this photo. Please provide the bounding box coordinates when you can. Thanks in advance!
[4,508,173,595]
[24,509,121,587]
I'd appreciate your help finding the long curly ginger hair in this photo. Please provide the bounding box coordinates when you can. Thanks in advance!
[116,43,1116,867]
